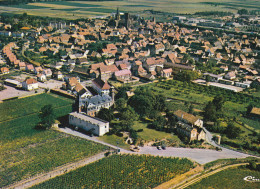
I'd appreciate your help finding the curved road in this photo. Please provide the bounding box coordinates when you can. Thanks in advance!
[59,128,251,164]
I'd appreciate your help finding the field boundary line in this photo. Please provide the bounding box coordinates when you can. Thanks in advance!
[3,151,109,189]
[175,163,248,189]
[154,165,203,189]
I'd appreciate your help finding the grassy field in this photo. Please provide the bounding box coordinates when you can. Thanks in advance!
[99,134,131,150]
[0,0,259,19]
[0,93,107,187]
[132,120,182,142]
[31,154,195,189]
[187,166,260,189]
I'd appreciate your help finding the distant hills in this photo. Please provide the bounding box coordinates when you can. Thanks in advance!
[0,0,116,6]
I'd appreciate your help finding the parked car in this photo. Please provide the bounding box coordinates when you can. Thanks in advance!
[157,146,161,150]
[130,146,140,152]
[162,145,166,150]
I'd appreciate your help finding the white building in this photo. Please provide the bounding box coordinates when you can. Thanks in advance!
[22,78,38,91]
[92,78,111,95]
[69,112,109,136]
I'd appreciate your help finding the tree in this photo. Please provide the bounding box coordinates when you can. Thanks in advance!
[150,115,167,131]
[97,108,114,122]
[212,96,225,112]
[38,105,55,129]
[115,98,127,111]
[238,9,249,15]
[175,70,199,82]
[246,104,254,115]
[115,87,129,100]
[128,94,153,117]
[204,102,217,121]
[225,122,242,139]
[120,106,139,123]
[188,104,194,114]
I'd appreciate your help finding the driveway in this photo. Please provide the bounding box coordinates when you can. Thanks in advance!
[59,128,251,164]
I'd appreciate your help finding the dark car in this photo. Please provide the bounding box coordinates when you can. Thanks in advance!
[162,145,166,150]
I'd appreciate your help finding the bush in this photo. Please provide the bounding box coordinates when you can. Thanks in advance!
[116,132,123,137]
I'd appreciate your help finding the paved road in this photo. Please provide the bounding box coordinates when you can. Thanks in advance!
[59,128,250,164]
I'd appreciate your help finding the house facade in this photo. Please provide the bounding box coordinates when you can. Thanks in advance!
[92,78,111,95]
[22,78,38,91]
[69,112,109,136]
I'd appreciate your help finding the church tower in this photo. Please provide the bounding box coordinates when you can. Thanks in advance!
[124,13,130,29]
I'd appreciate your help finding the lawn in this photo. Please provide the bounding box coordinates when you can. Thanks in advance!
[132,121,182,142]
[31,154,195,189]
[187,166,260,189]
[99,134,130,150]
[0,94,107,187]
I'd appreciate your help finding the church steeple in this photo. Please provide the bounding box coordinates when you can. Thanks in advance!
[116,7,120,20]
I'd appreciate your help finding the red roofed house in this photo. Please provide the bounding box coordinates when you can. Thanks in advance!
[161,68,173,78]
[225,71,236,80]
[99,64,119,81]
[143,57,164,72]
[114,69,132,81]
[92,78,111,95]
[34,66,43,74]
[22,78,38,90]
[43,69,52,78]
[26,64,34,72]
[1,67,9,74]
[19,62,26,71]
[37,73,47,82]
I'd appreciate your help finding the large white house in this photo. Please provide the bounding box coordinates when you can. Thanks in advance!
[92,78,111,95]
[22,78,38,91]
[69,112,109,136]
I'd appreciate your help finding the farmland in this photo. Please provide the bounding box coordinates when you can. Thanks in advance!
[187,166,260,189]
[0,0,259,19]
[31,154,195,189]
[0,93,107,187]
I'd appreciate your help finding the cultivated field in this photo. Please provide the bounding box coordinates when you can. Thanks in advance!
[31,154,195,189]
[187,166,260,189]
[0,0,259,19]
[0,93,107,187]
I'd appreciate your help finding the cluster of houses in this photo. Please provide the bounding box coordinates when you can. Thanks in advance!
[173,110,206,142]
[24,13,258,88]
